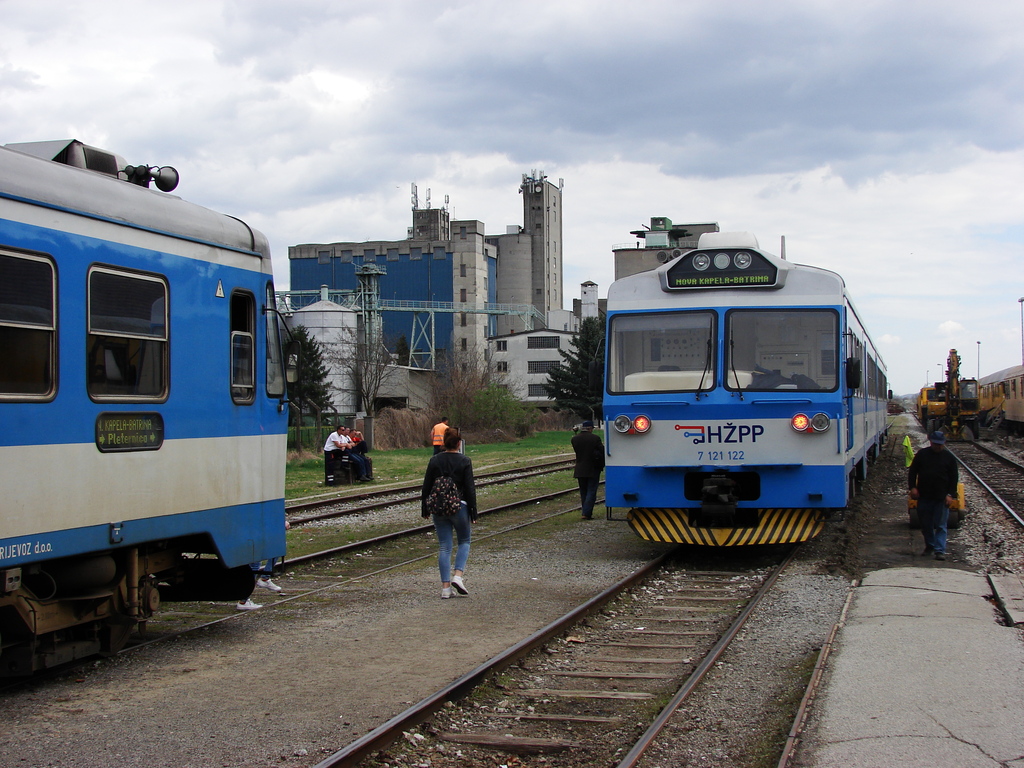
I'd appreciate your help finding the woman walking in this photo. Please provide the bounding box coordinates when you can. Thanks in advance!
[421,428,477,598]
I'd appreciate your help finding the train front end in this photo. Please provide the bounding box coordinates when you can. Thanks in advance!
[603,233,870,546]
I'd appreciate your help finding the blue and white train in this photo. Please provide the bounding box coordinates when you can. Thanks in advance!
[0,140,293,675]
[603,232,888,546]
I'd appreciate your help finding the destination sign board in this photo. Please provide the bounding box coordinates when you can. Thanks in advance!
[665,249,779,290]
[95,412,164,452]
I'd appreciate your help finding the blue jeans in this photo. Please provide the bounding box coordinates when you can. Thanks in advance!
[432,502,471,583]
[249,559,277,576]
[918,498,949,553]
[348,452,370,478]
[578,476,600,518]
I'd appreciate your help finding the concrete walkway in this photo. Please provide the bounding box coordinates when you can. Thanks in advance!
[798,567,1024,767]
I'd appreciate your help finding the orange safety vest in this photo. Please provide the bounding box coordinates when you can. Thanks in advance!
[432,422,448,446]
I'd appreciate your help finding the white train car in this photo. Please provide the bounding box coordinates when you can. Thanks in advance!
[603,232,888,545]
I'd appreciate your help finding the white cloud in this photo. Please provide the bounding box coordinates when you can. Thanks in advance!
[4,0,1024,394]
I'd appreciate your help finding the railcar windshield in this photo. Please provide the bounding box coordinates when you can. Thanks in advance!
[725,309,838,391]
[608,311,715,393]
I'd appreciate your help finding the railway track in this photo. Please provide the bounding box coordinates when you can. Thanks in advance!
[314,551,794,768]
[287,457,575,520]
[0,481,586,694]
[949,442,1024,528]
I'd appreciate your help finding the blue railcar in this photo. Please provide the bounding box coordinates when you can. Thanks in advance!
[603,232,888,546]
[0,140,292,674]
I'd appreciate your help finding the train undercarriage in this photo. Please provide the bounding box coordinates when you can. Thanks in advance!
[0,545,255,676]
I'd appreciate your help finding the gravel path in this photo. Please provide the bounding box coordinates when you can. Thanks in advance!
[6,416,1022,767]
[1,514,662,767]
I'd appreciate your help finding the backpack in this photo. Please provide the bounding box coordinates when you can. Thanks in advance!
[425,473,462,516]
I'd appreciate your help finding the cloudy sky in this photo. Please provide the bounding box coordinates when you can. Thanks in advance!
[4,0,1024,394]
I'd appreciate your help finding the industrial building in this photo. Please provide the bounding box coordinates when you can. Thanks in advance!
[286,172,562,368]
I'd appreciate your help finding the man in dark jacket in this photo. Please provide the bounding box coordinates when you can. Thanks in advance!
[571,420,604,520]
[908,431,959,560]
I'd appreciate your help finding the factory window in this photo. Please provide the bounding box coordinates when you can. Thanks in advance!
[230,291,255,404]
[387,248,399,262]
[410,247,422,261]
[87,267,168,401]
[460,288,467,302]
[460,264,467,277]
[460,312,467,327]
[496,340,507,351]
[340,250,353,263]
[363,248,376,262]
[496,361,508,372]
[527,336,560,349]
[461,338,467,350]
[528,360,556,374]
[528,384,548,397]
[460,226,467,239]
[0,250,56,400]
[318,250,331,264]
[433,247,446,260]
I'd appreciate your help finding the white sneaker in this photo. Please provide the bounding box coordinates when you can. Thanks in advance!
[441,587,453,599]
[256,577,283,593]
[451,575,468,595]
[236,598,262,611]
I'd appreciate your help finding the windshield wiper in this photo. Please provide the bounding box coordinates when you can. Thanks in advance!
[696,338,712,400]
[729,339,744,400]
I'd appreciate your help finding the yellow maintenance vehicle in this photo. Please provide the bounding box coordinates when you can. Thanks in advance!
[917,385,946,431]
[932,348,981,441]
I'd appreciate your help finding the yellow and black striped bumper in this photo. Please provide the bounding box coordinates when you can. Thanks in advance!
[627,507,825,546]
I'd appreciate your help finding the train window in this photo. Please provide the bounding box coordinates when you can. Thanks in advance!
[0,251,56,399]
[87,267,167,400]
[726,309,838,392]
[230,291,255,404]
[608,311,715,393]
[265,283,286,398]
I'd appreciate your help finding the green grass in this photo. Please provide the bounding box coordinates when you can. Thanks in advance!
[286,429,576,499]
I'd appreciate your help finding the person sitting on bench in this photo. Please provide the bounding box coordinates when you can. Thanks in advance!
[324,425,371,482]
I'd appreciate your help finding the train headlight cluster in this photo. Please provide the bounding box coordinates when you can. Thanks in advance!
[790,412,831,433]
[613,414,651,434]
[691,251,753,272]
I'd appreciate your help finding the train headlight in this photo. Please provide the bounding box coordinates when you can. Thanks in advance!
[612,414,651,434]
[714,252,731,269]
[733,251,752,269]
[791,413,811,432]
[811,412,831,432]
[692,253,711,271]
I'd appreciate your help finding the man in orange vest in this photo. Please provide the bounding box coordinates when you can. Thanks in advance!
[431,416,449,454]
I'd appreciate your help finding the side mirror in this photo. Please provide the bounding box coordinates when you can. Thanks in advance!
[846,357,862,390]
[588,360,602,392]
[285,340,301,385]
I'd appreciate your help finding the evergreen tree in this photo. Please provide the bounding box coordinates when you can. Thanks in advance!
[393,334,410,367]
[544,316,605,419]
[288,325,334,420]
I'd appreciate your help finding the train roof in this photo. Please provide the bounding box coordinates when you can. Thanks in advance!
[0,140,270,259]
[606,233,846,310]
[979,364,1024,386]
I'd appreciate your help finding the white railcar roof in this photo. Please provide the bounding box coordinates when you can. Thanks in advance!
[0,142,269,259]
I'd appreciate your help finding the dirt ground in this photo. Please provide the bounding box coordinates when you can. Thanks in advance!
[6,414,1020,768]
[0,512,666,768]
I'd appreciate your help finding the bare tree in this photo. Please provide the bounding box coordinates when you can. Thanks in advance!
[324,325,398,449]
[431,347,533,434]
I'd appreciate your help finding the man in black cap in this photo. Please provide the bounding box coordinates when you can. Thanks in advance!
[571,420,604,519]
[908,431,958,560]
